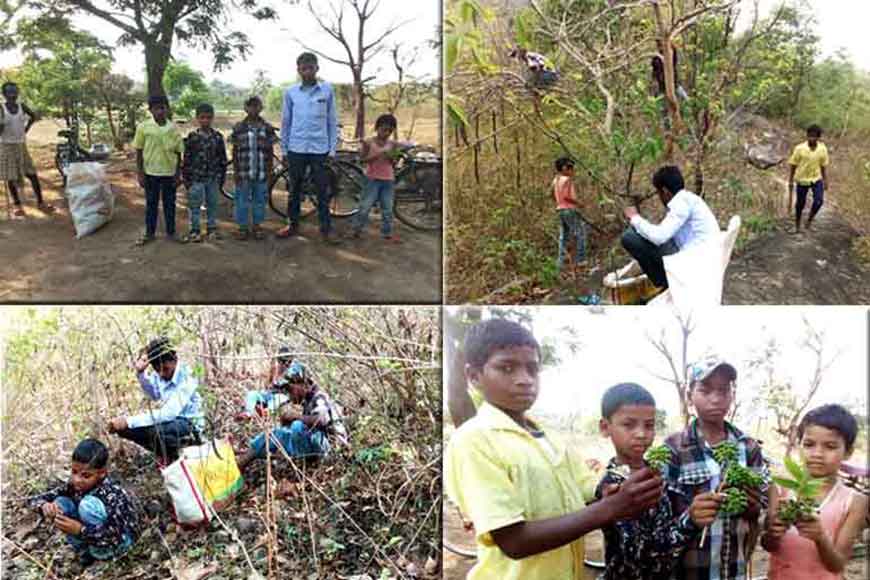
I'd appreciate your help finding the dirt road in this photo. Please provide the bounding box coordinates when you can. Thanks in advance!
[724,199,870,305]
[0,149,440,303]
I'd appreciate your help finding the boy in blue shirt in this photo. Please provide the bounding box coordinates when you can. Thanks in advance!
[107,337,203,464]
[277,52,339,243]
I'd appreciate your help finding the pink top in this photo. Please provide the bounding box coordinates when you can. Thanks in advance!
[768,481,858,580]
[553,175,578,210]
[365,139,396,181]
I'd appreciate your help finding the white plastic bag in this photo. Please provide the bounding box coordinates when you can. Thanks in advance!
[65,162,113,238]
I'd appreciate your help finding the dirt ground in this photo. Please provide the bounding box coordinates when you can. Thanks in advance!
[442,502,868,580]
[0,142,440,304]
[723,206,870,304]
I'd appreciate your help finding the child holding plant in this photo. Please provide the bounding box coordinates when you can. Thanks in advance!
[595,383,711,580]
[350,113,415,242]
[444,319,665,579]
[661,357,769,580]
[763,404,868,579]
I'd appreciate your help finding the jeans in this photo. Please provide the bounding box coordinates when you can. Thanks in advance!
[144,175,177,237]
[557,209,587,269]
[115,418,197,463]
[234,179,267,230]
[249,419,330,459]
[54,496,133,560]
[287,152,331,234]
[354,178,395,236]
[795,180,824,222]
[620,226,680,289]
[188,179,220,233]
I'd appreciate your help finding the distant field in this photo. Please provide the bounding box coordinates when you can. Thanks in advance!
[27,102,441,150]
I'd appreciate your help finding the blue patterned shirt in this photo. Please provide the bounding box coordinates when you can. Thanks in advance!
[280,81,338,156]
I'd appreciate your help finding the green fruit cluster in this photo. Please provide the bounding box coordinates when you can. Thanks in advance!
[720,487,749,515]
[724,464,764,489]
[644,445,671,473]
[712,441,739,466]
[778,497,817,525]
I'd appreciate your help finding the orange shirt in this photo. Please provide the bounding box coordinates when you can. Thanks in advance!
[553,175,578,210]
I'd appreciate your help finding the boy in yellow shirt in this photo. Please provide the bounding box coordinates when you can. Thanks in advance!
[787,124,829,234]
[133,95,184,245]
[445,318,665,579]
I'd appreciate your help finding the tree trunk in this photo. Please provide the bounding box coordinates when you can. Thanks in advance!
[353,70,365,139]
[144,39,172,97]
[85,122,93,147]
[105,102,122,150]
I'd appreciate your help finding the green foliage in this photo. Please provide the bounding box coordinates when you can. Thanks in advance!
[163,61,212,118]
[643,444,671,473]
[724,464,764,489]
[772,455,825,525]
[720,486,749,515]
[712,441,739,466]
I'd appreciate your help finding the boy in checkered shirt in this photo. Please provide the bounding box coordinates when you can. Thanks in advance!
[661,358,770,580]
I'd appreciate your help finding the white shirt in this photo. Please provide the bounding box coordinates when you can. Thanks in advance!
[630,189,720,250]
[0,104,29,144]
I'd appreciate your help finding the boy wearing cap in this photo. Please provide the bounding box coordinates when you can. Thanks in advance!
[236,363,347,470]
[241,350,299,418]
[107,337,204,464]
[661,358,769,580]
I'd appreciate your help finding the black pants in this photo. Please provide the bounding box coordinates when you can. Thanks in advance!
[286,152,331,234]
[144,175,177,237]
[8,174,44,205]
[116,418,197,463]
[620,227,679,289]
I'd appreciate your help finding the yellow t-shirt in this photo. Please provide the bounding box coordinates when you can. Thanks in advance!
[445,402,597,580]
[133,119,184,176]
[788,141,829,185]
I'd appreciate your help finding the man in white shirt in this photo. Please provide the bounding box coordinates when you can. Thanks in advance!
[621,166,721,289]
[107,337,204,464]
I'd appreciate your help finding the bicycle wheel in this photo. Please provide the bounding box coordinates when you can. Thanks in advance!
[327,160,364,218]
[393,161,442,231]
[267,167,317,220]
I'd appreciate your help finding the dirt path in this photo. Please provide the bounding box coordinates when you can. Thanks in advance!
[0,151,440,303]
[724,181,870,305]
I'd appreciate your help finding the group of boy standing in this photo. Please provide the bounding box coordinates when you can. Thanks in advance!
[446,318,867,580]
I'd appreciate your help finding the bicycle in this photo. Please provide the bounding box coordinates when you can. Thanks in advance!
[54,119,109,187]
[392,146,442,231]
[221,147,365,221]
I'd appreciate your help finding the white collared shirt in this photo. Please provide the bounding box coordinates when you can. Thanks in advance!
[630,189,720,250]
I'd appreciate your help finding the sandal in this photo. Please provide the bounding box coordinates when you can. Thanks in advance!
[276,224,298,238]
[13,206,25,217]
[37,203,56,214]
[252,226,266,240]
[135,235,155,247]
[382,235,402,244]
[181,232,202,244]
[234,229,249,241]
[206,231,222,241]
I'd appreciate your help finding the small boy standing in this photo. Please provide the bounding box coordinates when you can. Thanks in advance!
[351,113,414,241]
[788,124,829,234]
[553,157,587,272]
[30,439,140,568]
[445,318,665,579]
[596,383,713,580]
[662,358,770,580]
[133,95,184,245]
[181,103,227,243]
[230,96,276,240]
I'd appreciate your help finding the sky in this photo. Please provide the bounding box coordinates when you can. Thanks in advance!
[0,0,441,87]
[445,306,867,424]
[737,0,870,71]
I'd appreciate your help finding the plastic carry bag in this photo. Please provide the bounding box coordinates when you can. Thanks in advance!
[161,437,244,525]
[65,161,114,238]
